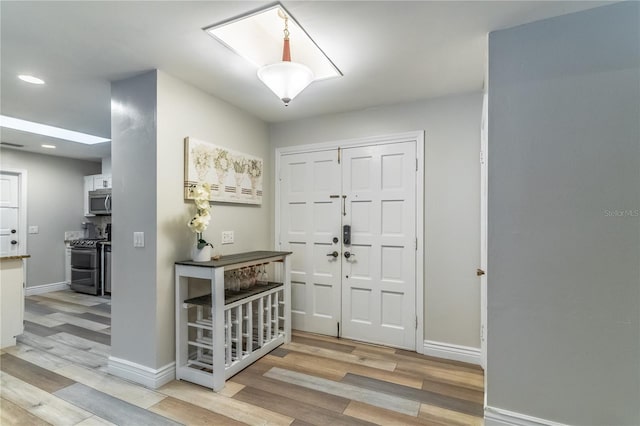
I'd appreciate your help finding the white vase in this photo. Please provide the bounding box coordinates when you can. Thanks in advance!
[191,245,211,262]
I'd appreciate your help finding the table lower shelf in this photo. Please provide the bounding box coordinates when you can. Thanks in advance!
[177,280,285,391]
[184,281,283,307]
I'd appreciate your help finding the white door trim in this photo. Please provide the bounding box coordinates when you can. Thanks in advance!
[275,131,425,353]
[0,168,28,283]
[480,92,488,372]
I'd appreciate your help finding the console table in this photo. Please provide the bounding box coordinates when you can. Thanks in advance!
[174,251,291,391]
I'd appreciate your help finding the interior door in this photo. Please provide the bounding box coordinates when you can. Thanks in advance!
[0,172,20,256]
[340,142,417,349]
[279,151,342,335]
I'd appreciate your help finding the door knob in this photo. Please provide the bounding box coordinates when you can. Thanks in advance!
[11,240,18,245]
[344,251,355,259]
[326,251,339,258]
[476,268,485,276]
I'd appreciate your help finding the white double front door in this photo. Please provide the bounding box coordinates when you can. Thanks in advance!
[279,141,417,349]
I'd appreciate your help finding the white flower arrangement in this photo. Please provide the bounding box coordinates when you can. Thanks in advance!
[214,148,231,172]
[187,182,213,249]
[247,159,262,178]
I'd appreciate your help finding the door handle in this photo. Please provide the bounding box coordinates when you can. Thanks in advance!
[476,268,485,276]
[11,240,18,245]
[326,251,339,258]
[344,251,355,259]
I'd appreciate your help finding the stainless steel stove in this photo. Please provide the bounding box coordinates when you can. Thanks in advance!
[70,239,107,295]
[70,238,106,248]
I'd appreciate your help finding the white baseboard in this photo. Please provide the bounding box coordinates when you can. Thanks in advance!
[423,340,482,366]
[484,406,569,426]
[25,281,70,296]
[108,356,175,389]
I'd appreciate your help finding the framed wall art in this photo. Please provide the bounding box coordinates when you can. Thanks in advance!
[184,137,263,205]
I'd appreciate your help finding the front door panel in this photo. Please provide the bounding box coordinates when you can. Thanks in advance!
[341,142,416,349]
[280,151,342,335]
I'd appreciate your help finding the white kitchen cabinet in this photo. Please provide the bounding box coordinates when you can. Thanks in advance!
[84,175,95,217]
[93,175,111,190]
[84,174,112,216]
[1,256,27,349]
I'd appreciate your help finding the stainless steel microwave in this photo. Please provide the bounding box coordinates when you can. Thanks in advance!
[88,189,112,215]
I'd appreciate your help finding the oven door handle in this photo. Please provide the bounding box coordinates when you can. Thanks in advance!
[71,267,95,272]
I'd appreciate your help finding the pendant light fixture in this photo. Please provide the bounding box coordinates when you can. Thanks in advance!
[257,10,314,106]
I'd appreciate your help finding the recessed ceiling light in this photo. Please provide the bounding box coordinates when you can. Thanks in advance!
[41,144,56,149]
[0,115,110,145]
[18,75,45,85]
[204,3,341,81]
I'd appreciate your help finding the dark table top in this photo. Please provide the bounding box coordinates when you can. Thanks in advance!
[175,250,292,268]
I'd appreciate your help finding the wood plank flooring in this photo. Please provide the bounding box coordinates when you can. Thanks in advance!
[0,290,484,425]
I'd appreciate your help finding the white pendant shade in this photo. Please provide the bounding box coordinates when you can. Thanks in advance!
[257,61,314,105]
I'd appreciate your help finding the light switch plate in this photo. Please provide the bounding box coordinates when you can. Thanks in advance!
[221,231,234,244]
[133,232,145,247]
[28,225,39,234]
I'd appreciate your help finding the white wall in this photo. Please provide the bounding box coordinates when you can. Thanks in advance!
[487,2,640,425]
[110,69,270,374]
[270,93,482,349]
[0,149,100,287]
[101,157,111,174]
[155,71,270,367]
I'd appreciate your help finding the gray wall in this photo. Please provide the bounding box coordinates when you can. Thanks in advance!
[487,2,640,425]
[111,70,270,371]
[270,93,482,348]
[0,149,100,287]
[111,71,159,368]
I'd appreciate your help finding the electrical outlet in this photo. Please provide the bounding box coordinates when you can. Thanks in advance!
[221,231,234,244]
[133,232,145,247]
[28,225,39,234]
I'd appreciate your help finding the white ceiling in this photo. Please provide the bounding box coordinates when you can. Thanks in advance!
[0,1,611,162]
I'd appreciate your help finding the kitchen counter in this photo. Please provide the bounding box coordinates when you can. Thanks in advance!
[0,254,31,261]
[1,255,28,348]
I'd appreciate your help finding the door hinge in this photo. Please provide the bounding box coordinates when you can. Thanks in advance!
[480,151,485,165]
[338,147,341,164]
[415,316,418,329]
[416,158,418,171]
[337,322,340,338]
[415,238,418,250]
[481,324,485,342]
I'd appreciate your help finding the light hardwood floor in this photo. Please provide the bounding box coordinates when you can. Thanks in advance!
[1,290,484,425]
